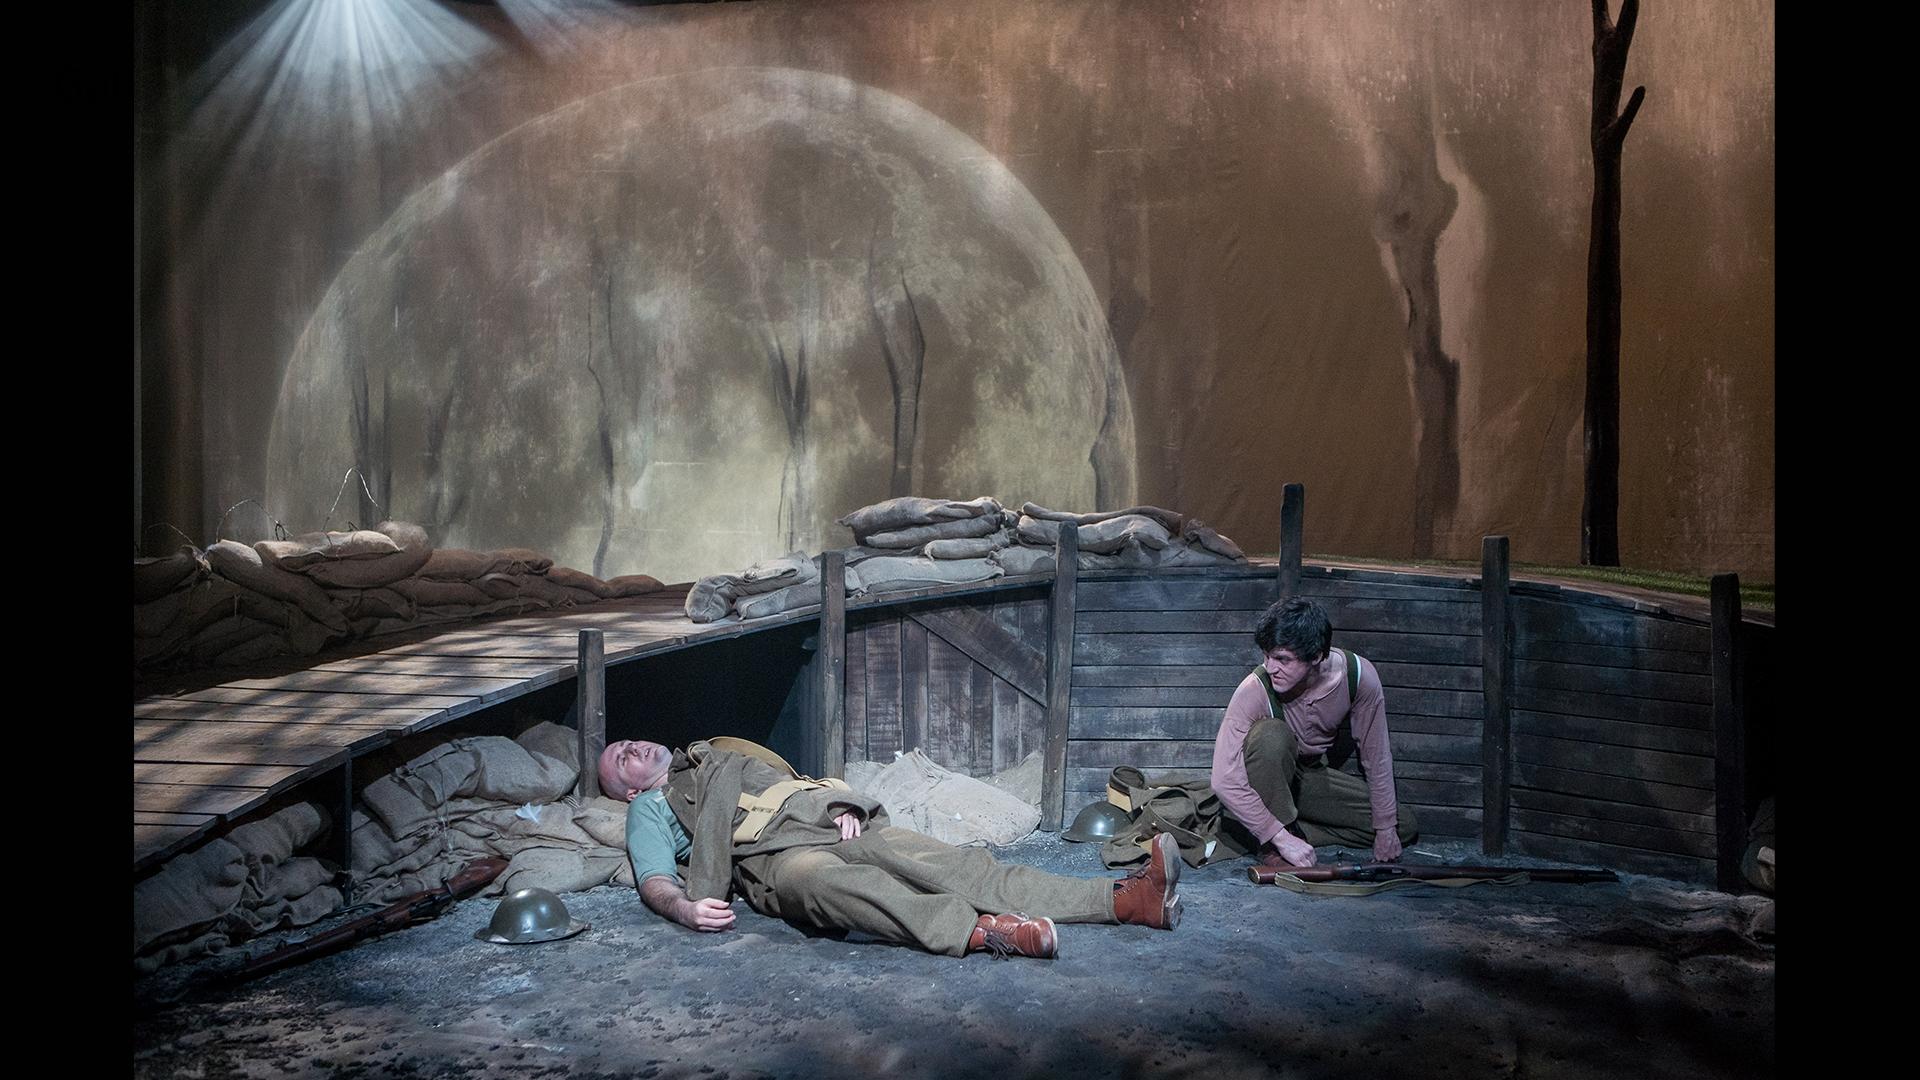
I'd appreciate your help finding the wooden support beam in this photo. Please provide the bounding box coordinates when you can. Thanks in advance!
[334,756,354,906]
[575,628,606,801]
[1480,536,1513,855]
[1040,521,1079,831]
[1710,573,1746,892]
[1278,483,1304,601]
[819,551,848,778]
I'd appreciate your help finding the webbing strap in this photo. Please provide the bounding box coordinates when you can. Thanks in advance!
[732,777,851,843]
[1258,871,1532,897]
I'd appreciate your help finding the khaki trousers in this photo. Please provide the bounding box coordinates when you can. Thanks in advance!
[733,826,1116,957]
[1243,717,1418,849]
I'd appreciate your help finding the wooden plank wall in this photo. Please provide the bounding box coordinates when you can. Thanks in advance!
[1504,593,1717,882]
[1064,567,1485,839]
[843,588,1051,775]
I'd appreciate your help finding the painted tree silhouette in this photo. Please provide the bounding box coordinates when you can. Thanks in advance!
[1582,0,1646,566]
[867,232,926,500]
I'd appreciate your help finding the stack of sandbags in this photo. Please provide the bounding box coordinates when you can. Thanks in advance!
[134,722,639,974]
[835,496,1010,595]
[997,502,1248,573]
[133,522,665,676]
[133,802,344,974]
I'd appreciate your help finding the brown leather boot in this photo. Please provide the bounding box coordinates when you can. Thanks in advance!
[968,913,1059,959]
[1113,832,1182,929]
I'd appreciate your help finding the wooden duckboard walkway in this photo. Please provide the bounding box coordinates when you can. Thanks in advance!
[134,558,1752,875]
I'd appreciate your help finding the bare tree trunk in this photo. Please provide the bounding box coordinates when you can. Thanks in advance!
[868,234,926,499]
[1582,0,1646,567]
[769,335,811,551]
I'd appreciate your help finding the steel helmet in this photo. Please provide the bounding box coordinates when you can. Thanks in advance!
[1062,801,1134,843]
[474,887,591,944]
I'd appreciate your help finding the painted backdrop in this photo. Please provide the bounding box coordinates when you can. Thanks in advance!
[136,0,1774,583]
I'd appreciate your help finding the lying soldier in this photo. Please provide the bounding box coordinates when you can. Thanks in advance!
[600,737,1181,958]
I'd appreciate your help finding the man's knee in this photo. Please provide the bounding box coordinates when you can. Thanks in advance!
[1243,717,1298,763]
[773,848,847,900]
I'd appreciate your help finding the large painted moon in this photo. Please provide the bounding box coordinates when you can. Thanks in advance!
[266,67,1135,583]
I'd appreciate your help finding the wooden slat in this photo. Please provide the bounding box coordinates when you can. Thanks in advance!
[1068,766,1206,792]
[1513,734,1713,789]
[1018,596,1049,762]
[1074,598,1481,637]
[1512,787,1715,836]
[136,822,211,858]
[1392,715,1481,738]
[1510,808,1717,859]
[134,720,378,766]
[132,703,425,728]
[375,635,604,659]
[1068,706,1216,740]
[1512,763,1714,816]
[1513,660,1712,705]
[174,687,475,711]
[134,782,266,817]
[909,605,1047,703]
[970,662,993,777]
[1400,779,1481,808]
[1512,711,1714,755]
[222,670,525,702]
[1041,523,1079,831]
[1278,482,1303,599]
[1482,535,1512,856]
[1071,665,1252,687]
[1396,761,1482,783]
[1387,732,1481,765]
[844,613,867,765]
[924,633,973,772]
[819,552,847,779]
[135,810,218,826]
[1512,598,1710,652]
[901,619,929,755]
[1074,576,1479,614]
[1373,662,1483,691]
[1071,632,1480,667]
[312,656,570,678]
[865,620,902,760]
[1512,685,1711,728]
[133,762,305,789]
[1389,689,1483,719]
[1511,637,1710,674]
[576,628,606,800]
[1508,830,1714,884]
[1071,686,1238,708]
[1711,572,1746,892]
[1067,739,1215,768]
[1405,805,1481,838]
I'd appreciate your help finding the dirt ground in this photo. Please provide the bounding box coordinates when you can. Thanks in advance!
[133,837,1775,1079]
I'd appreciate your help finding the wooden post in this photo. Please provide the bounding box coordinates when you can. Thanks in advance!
[819,551,847,778]
[575,628,606,801]
[1040,521,1079,831]
[333,756,354,905]
[1278,482,1304,600]
[1480,536,1513,855]
[1710,573,1747,892]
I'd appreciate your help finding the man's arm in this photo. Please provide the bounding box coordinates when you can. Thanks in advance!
[1347,656,1404,862]
[639,875,736,932]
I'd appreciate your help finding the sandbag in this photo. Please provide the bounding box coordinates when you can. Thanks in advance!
[134,548,208,603]
[924,529,1013,560]
[255,529,402,570]
[685,552,819,623]
[862,514,1006,549]
[851,555,1002,594]
[991,545,1055,576]
[296,521,433,589]
[389,577,495,608]
[1020,501,1188,532]
[604,573,666,597]
[734,581,823,620]
[206,539,352,633]
[1016,513,1170,554]
[545,565,614,598]
[837,496,1003,539]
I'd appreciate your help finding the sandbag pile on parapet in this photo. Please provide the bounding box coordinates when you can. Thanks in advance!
[688,495,1251,624]
[133,721,637,974]
[133,522,664,677]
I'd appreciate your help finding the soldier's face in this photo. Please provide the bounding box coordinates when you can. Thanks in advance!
[600,740,672,800]
[1263,648,1314,693]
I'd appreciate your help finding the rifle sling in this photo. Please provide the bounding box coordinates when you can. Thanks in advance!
[1258,870,1533,897]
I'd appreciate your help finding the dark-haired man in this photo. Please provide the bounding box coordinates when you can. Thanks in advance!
[1210,598,1419,868]
[600,737,1183,959]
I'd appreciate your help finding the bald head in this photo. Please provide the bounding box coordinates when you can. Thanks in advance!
[599,739,672,801]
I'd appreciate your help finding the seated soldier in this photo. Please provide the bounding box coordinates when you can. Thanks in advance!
[600,737,1182,959]
[1211,597,1419,869]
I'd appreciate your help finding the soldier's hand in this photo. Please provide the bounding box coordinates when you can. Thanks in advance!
[834,811,864,840]
[682,897,736,932]
[1272,831,1316,868]
[1373,829,1403,863]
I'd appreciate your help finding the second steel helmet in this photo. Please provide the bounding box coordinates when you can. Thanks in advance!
[1062,801,1134,844]
[473,887,590,944]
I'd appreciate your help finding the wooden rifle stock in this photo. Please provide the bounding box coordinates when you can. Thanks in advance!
[214,855,510,986]
[1248,862,1618,885]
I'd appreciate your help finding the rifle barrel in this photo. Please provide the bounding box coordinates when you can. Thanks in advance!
[1248,862,1618,886]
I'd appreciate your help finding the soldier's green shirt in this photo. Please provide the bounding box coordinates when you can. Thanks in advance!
[626,789,692,885]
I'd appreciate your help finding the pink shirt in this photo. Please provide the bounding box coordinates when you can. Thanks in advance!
[1209,649,1401,846]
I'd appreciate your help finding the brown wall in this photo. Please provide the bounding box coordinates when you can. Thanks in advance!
[136,0,1774,582]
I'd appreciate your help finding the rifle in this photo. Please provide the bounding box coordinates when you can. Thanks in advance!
[212,855,509,987]
[1249,862,1618,886]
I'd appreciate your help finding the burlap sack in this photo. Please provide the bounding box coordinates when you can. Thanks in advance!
[418,548,504,580]
[389,577,495,608]
[546,565,614,598]
[924,529,1013,560]
[849,750,1038,847]
[837,496,1003,539]
[685,552,819,623]
[206,539,351,632]
[604,574,666,597]
[852,555,1002,594]
[734,581,822,620]
[990,545,1055,576]
[1019,501,1186,532]
[256,529,402,570]
[331,587,417,623]
[298,522,433,589]
[1016,513,1170,554]
[134,548,208,603]
[862,514,1006,549]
